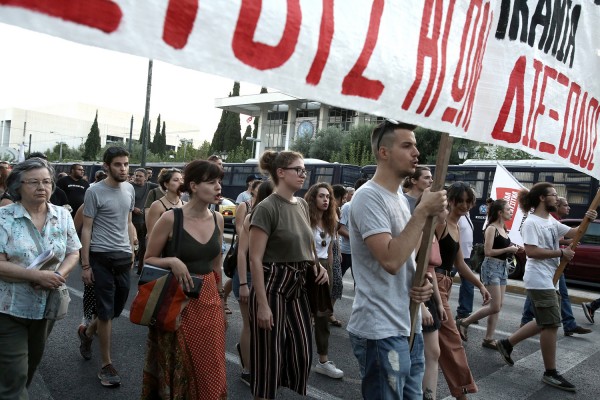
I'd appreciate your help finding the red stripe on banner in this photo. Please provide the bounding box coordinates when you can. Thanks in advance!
[232,0,302,70]
[0,0,122,33]
[305,0,334,86]
[162,0,199,49]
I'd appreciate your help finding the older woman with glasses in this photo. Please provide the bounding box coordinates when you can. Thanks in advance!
[0,158,81,399]
[145,168,184,236]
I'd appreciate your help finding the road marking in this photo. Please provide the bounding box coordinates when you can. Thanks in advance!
[226,352,344,400]
[441,331,600,399]
[69,286,343,400]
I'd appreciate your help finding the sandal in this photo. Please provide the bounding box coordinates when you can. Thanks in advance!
[482,339,497,349]
[329,317,343,327]
[224,304,232,314]
[456,318,469,341]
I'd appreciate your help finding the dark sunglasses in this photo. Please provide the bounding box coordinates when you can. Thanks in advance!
[375,119,400,150]
[319,231,327,247]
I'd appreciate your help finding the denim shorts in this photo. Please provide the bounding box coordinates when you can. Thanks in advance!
[349,333,424,399]
[480,257,508,286]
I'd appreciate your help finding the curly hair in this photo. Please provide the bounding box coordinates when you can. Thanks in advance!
[304,182,337,237]
[517,182,553,212]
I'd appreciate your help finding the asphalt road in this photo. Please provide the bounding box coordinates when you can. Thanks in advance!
[29,266,600,400]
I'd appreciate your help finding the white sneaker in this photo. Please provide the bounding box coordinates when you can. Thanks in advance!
[314,361,344,379]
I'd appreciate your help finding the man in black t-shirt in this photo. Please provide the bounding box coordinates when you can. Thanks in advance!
[56,163,89,216]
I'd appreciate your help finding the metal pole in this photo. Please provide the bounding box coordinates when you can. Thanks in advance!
[59,142,63,161]
[128,115,134,154]
[28,134,32,157]
[141,59,153,167]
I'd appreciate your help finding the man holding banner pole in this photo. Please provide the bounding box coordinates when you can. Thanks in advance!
[496,183,597,392]
[347,121,445,399]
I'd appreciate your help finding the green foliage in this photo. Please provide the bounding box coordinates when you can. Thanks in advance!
[150,114,161,153]
[242,125,253,152]
[153,121,167,156]
[82,111,101,161]
[290,135,312,157]
[309,127,344,161]
[225,144,253,163]
[211,81,242,154]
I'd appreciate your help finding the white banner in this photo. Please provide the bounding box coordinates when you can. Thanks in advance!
[1,1,599,176]
[489,164,527,246]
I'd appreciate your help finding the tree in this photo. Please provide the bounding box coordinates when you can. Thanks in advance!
[150,114,161,153]
[154,121,167,156]
[309,127,344,161]
[82,111,101,161]
[290,135,312,157]
[242,125,253,152]
[211,81,243,154]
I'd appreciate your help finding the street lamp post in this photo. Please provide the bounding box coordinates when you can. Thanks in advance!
[50,131,65,161]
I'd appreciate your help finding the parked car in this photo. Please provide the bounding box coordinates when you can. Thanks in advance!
[509,219,600,286]
[218,197,236,232]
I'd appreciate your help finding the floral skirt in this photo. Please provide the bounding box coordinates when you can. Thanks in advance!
[331,239,343,300]
[140,272,227,400]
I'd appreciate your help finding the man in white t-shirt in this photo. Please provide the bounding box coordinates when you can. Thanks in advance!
[496,183,596,393]
[347,120,446,399]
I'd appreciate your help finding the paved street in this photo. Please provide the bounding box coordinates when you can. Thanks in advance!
[30,268,600,400]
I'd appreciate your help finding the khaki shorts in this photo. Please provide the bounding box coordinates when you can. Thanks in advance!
[527,289,561,328]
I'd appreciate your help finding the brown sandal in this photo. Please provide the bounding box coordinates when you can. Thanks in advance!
[482,339,497,349]
[456,318,469,341]
[329,317,343,327]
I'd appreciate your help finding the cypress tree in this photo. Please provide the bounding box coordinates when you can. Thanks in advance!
[242,125,252,151]
[82,111,101,161]
[156,121,167,156]
[150,114,161,153]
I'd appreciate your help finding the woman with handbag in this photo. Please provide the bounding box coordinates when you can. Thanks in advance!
[249,150,329,400]
[304,182,344,379]
[145,168,184,236]
[0,158,81,399]
[456,199,520,348]
[235,179,273,386]
[140,160,227,400]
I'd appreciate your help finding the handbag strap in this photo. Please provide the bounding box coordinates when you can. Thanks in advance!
[26,220,44,254]
[172,207,184,258]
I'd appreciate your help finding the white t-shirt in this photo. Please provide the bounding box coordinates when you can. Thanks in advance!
[522,214,570,290]
[313,227,332,260]
[458,215,474,259]
[339,202,351,254]
[347,180,419,340]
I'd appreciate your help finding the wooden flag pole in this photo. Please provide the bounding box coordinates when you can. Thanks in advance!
[409,133,453,349]
[552,189,600,285]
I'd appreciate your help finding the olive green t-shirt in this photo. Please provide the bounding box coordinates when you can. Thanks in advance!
[250,193,314,263]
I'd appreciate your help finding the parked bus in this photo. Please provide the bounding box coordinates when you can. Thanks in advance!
[53,159,362,201]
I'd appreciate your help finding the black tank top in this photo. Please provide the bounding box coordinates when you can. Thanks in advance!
[164,210,220,275]
[438,224,460,271]
[491,227,512,260]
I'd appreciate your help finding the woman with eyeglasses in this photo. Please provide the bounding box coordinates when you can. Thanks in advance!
[249,150,328,400]
[304,182,344,379]
[145,168,184,236]
[0,158,80,398]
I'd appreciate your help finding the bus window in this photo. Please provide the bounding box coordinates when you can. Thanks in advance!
[341,165,362,186]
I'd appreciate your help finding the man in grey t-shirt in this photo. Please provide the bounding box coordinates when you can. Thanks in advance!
[80,147,136,388]
[347,121,446,399]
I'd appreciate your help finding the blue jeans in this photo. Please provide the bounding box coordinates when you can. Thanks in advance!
[349,333,424,400]
[521,274,575,331]
[454,258,474,317]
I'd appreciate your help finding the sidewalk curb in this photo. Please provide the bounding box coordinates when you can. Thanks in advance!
[452,276,597,304]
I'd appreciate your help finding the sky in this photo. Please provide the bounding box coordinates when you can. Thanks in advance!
[0,23,263,143]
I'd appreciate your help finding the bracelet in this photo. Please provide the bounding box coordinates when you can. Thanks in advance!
[82,266,91,271]
[54,271,62,277]
[239,283,248,286]
[81,264,90,268]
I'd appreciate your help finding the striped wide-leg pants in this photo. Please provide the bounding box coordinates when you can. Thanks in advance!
[249,262,313,399]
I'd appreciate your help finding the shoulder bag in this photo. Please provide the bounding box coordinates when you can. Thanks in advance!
[129,208,200,331]
[223,232,237,279]
[26,221,71,320]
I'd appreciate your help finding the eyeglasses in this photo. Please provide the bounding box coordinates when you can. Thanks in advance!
[375,119,400,150]
[319,231,327,247]
[21,179,53,187]
[282,167,307,176]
